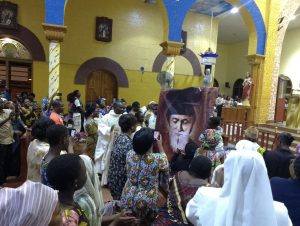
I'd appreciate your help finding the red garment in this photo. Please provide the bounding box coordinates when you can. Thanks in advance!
[50,112,64,125]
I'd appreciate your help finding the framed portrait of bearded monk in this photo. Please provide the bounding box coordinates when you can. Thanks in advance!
[156,87,218,160]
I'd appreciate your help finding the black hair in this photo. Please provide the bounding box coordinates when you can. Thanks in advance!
[126,105,132,113]
[132,128,154,155]
[31,117,55,141]
[132,101,140,108]
[67,119,74,125]
[278,133,294,146]
[28,93,35,98]
[66,90,80,103]
[85,102,96,119]
[294,157,300,180]
[113,100,122,108]
[52,99,62,108]
[184,142,198,159]
[166,101,195,120]
[207,117,220,129]
[47,154,83,191]
[135,111,145,123]
[46,124,68,147]
[119,114,137,133]
[67,92,74,102]
[189,156,212,179]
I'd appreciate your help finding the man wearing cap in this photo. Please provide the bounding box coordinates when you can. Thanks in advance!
[235,126,261,152]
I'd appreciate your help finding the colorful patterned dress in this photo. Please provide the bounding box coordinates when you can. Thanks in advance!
[121,150,169,223]
[153,171,206,226]
[107,134,132,200]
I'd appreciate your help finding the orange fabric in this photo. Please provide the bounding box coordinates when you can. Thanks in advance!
[50,112,64,125]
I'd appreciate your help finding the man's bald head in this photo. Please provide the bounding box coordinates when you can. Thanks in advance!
[113,100,125,114]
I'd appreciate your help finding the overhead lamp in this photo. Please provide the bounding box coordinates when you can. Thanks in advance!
[290,15,296,20]
[230,7,239,14]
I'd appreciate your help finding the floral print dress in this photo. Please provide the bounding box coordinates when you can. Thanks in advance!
[121,150,169,222]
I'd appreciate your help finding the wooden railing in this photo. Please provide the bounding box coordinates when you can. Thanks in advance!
[221,122,279,151]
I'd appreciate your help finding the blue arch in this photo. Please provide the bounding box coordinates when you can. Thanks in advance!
[45,0,67,25]
[240,0,266,55]
[163,0,196,42]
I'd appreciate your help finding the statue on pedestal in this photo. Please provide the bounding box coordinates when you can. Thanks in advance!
[202,68,212,87]
[242,72,253,106]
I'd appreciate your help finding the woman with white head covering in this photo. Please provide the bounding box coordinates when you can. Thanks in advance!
[0,180,59,226]
[186,150,292,226]
[235,126,261,152]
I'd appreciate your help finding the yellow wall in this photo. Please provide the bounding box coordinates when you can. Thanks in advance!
[256,0,281,123]
[215,41,250,96]
[6,0,216,107]
[280,28,300,90]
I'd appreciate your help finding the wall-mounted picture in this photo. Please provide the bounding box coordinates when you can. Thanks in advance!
[0,1,18,30]
[96,17,112,42]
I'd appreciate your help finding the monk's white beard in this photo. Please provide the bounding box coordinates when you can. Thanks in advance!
[169,130,190,152]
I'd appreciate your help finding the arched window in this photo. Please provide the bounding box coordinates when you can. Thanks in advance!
[0,37,32,100]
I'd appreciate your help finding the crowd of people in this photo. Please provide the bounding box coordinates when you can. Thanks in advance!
[0,89,300,226]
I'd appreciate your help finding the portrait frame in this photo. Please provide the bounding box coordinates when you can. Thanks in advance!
[156,87,218,160]
[0,1,18,30]
[96,17,113,42]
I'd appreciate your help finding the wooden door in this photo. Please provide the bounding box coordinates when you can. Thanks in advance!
[86,70,118,105]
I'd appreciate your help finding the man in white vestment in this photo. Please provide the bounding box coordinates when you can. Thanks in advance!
[94,100,125,184]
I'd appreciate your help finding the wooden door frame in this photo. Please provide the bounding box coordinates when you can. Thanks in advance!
[85,70,118,104]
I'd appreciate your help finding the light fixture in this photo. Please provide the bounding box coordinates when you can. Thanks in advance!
[290,15,296,21]
[200,11,219,65]
[230,7,239,14]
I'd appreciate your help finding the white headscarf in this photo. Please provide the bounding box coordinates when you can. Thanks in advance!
[235,139,260,152]
[186,151,292,226]
[0,180,58,226]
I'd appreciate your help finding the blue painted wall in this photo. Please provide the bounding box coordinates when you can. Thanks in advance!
[45,0,66,26]
[163,0,196,42]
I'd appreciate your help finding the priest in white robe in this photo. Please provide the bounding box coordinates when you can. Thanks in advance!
[94,101,125,185]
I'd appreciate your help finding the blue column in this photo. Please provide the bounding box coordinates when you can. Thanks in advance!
[45,0,67,25]
[240,0,266,55]
[163,0,196,42]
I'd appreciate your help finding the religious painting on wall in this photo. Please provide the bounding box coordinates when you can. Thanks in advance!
[0,1,18,30]
[96,17,112,42]
[156,87,218,160]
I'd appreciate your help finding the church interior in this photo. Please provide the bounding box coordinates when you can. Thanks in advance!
[1,0,300,225]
